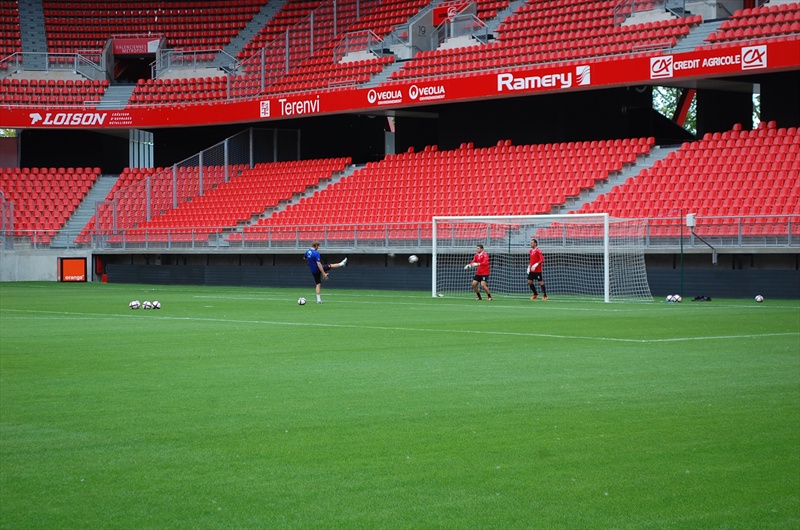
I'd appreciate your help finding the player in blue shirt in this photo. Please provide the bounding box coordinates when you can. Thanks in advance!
[305,241,347,304]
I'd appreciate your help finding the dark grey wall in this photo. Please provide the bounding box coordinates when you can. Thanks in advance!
[103,252,800,299]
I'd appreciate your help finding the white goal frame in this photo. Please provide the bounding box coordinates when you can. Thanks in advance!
[431,214,653,303]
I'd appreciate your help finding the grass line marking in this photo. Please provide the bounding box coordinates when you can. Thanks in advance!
[2,309,797,344]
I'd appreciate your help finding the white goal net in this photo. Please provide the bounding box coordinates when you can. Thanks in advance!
[432,214,652,302]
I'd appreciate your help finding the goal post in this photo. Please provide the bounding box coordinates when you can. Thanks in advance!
[431,214,652,302]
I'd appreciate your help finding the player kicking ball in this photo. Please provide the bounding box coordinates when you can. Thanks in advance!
[464,244,492,301]
[305,241,347,304]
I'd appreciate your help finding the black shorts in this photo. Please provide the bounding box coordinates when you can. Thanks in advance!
[473,274,489,283]
[312,264,332,284]
[528,271,543,282]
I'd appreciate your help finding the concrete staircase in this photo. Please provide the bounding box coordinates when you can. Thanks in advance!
[554,145,682,214]
[96,85,136,110]
[214,3,282,69]
[17,0,48,70]
[674,18,725,52]
[365,0,535,86]
[51,175,119,248]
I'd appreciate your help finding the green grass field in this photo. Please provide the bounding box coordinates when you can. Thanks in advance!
[1,281,798,529]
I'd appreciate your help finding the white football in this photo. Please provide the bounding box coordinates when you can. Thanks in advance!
[142,301,153,309]
[152,301,161,309]
[129,300,141,310]
[666,295,674,303]
[408,255,419,263]
[755,295,764,303]
[673,294,682,303]
[298,297,307,305]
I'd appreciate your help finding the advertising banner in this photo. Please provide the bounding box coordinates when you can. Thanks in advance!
[58,257,87,282]
[112,37,162,55]
[1,40,797,129]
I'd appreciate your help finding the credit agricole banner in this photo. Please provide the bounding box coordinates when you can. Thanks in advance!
[1,40,797,129]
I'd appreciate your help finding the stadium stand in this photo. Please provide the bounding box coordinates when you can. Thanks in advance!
[75,167,161,244]
[1,3,798,245]
[0,0,21,60]
[5,0,795,106]
[231,137,654,242]
[391,2,701,81]
[705,2,800,46]
[0,167,99,244]
[41,121,795,248]
[573,121,800,236]
[42,1,263,55]
[0,77,107,107]
[129,76,229,105]
[115,158,350,241]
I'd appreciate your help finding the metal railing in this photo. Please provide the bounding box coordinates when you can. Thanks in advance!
[152,48,229,78]
[431,14,489,50]
[1,216,797,253]
[0,51,105,80]
[333,30,383,63]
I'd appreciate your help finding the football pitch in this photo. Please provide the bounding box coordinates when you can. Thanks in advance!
[1,282,798,529]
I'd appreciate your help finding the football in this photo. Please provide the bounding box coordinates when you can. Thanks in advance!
[142,301,153,309]
[298,297,307,305]
[673,294,682,303]
[755,295,764,303]
[152,301,161,309]
[666,295,675,303]
[129,300,141,310]
[408,255,419,263]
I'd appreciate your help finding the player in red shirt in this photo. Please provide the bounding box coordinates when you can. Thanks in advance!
[528,238,548,300]
[464,244,492,301]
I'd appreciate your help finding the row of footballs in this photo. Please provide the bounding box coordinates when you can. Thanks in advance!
[129,300,161,309]
[667,295,764,302]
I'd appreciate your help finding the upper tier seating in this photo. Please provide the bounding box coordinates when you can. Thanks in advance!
[1,0,21,60]
[42,0,263,55]
[232,137,654,241]
[392,1,701,81]
[574,122,800,236]
[705,2,800,47]
[238,0,328,60]
[232,0,428,98]
[238,0,429,60]
[129,75,229,105]
[0,167,100,244]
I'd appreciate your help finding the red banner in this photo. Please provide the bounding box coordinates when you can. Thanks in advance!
[1,40,797,129]
[432,0,471,25]
[112,37,162,55]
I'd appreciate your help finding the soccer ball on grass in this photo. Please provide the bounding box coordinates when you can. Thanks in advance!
[142,301,153,309]
[298,297,307,305]
[755,295,764,303]
[152,301,161,309]
[129,300,141,310]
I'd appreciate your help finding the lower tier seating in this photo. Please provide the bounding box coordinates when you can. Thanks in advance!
[574,121,799,237]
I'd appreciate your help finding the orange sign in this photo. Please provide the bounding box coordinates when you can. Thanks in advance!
[58,257,87,282]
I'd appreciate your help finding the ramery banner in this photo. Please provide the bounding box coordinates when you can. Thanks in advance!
[1,40,797,129]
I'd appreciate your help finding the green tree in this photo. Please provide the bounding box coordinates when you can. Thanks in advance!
[653,86,697,135]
